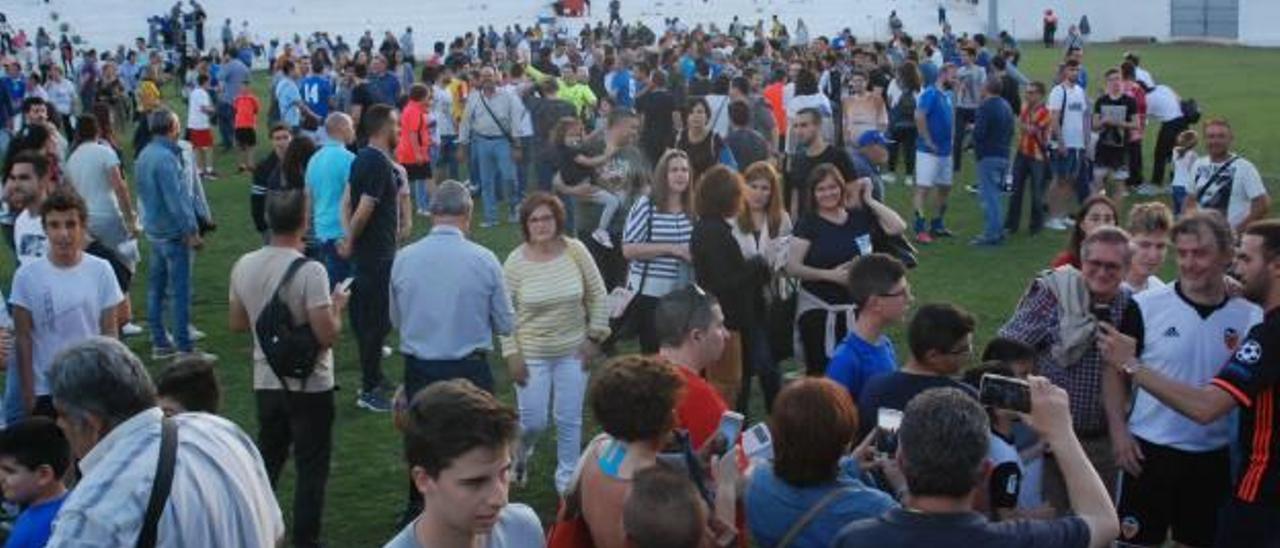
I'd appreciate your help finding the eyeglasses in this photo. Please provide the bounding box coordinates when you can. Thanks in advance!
[1084,259,1124,273]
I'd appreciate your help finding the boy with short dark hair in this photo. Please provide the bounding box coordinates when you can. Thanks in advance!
[825,253,911,401]
[385,379,543,547]
[155,355,222,415]
[0,417,71,548]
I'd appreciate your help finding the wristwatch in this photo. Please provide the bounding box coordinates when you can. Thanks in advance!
[1121,359,1142,376]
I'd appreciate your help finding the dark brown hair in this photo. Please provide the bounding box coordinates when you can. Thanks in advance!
[404,379,517,477]
[589,355,683,443]
[693,164,743,219]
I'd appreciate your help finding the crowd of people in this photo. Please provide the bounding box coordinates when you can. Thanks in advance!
[0,4,1276,548]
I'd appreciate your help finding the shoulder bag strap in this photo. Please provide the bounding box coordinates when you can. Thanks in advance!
[776,487,854,548]
[478,93,515,142]
[633,201,655,295]
[1195,155,1239,205]
[267,256,313,392]
[136,417,179,548]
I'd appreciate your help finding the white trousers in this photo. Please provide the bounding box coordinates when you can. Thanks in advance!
[515,354,587,494]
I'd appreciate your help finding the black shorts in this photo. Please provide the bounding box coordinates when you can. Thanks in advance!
[1095,144,1126,170]
[1115,437,1230,547]
[235,127,257,147]
[85,240,133,293]
[1216,498,1280,548]
[404,162,432,181]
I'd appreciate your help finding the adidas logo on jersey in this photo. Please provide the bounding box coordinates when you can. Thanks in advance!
[1163,326,1180,338]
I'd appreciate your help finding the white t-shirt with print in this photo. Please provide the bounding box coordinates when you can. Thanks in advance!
[187,87,213,130]
[9,255,124,396]
[14,210,46,266]
[1190,155,1267,229]
[1047,83,1088,149]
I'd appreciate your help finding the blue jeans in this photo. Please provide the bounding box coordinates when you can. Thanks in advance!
[403,354,494,399]
[317,239,351,289]
[473,136,517,224]
[978,157,1010,241]
[148,238,192,351]
[217,102,234,149]
[515,136,534,201]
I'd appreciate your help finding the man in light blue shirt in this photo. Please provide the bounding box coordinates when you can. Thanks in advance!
[304,112,356,287]
[389,180,514,521]
[275,60,303,131]
[391,180,514,391]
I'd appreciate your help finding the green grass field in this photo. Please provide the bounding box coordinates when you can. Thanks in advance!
[68,43,1280,545]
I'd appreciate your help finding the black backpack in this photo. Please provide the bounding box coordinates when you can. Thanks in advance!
[254,257,321,389]
[892,91,917,131]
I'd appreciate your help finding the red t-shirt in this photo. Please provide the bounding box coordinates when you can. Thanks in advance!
[675,366,729,450]
[233,94,260,129]
[395,100,432,165]
[1050,250,1080,269]
[763,82,787,136]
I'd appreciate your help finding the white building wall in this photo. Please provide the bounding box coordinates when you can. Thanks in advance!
[2,0,1275,54]
[1239,0,1280,46]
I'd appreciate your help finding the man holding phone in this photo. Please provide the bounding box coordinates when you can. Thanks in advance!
[228,189,350,548]
[834,383,1120,547]
[655,286,732,451]
[1100,218,1280,547]
[1099,212,1261,547]
[999,226,1142,514]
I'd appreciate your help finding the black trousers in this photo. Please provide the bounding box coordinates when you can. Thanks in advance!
[1152,117,1190,186]
[257,389,335,548]
[350,258,393,393]
[1126,139,1145,186]
[888,126,918,174]
[798,308,850,376]
[953,107,976,172]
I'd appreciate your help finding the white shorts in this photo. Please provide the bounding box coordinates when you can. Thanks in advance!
[915,151,953,188]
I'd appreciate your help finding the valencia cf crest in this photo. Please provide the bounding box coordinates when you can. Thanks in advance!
[1225,328,1241,351]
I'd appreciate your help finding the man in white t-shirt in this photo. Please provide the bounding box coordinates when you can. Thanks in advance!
[5,151,52,266]
[10,188,123,419]
[1045,60,1090,231]
[1186,118,1268,232]
[186,73,217,178]
[65,116,138,250]
[1103,212,1262,547]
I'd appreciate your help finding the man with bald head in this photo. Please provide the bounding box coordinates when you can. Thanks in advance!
[305,112,357,286]
[457,65,524,228]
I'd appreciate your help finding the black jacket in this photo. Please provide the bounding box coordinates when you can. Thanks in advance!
[691,218,770,331]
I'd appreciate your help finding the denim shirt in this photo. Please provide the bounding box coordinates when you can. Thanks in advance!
[746,458,899,547]
[135,137,197,241]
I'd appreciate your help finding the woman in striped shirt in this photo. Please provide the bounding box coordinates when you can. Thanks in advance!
[622,149,695,353]
[500,192,610,493]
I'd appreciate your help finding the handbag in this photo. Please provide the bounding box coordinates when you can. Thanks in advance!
[606,201,655,340]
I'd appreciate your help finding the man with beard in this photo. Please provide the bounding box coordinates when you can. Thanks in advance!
[1100,218,1280,547]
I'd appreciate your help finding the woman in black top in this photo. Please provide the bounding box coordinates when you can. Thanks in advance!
[676,97,730,190]
[785,165,876,376]
[691,165,770,410]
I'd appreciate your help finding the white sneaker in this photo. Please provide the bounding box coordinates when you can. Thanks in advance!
[382,345,394,358]
[1044,217,1070,231]
[121,322,144,337]
[905,175,915,186]
[591,229,614,249]
[882,173,898,183]
[1136,183,1162,196]
[189,325,206,341]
